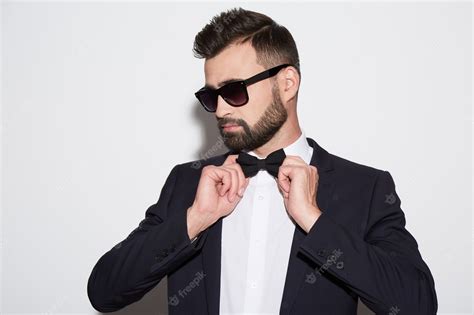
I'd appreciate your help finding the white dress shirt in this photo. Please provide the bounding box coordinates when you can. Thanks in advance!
[219,129,314,314]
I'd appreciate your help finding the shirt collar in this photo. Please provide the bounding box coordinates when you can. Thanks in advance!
[281,128,313,165]
[246,128,312,163]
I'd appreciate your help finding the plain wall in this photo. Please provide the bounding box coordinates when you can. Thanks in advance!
[2,1,472,314]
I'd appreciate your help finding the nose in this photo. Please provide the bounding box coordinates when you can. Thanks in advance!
[215,95,234,117]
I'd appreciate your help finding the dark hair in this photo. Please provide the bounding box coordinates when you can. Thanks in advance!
[192,7,301,80]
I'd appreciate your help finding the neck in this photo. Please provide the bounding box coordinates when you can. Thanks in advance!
[252,119,302,159]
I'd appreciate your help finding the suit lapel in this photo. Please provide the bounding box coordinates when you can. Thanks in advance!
[201,217,223,314]
[279,137,336,314]
[199,137,335,314]
[200,154,227,315]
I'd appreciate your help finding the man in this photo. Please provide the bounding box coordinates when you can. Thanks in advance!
[87,7,437,314]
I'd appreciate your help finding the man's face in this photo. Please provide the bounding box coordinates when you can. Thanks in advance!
[203,41,288,152]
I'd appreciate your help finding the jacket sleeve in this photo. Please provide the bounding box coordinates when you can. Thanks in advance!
[299,170,438,314]
[87,164,208,313]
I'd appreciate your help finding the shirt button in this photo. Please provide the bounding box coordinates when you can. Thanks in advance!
[250,281,257,288]
[258,195,264,200]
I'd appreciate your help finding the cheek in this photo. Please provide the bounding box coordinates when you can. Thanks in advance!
[244,84,273,124]
[239,104,263,127]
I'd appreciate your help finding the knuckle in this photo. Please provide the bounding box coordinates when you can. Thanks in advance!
[202,165,213,173]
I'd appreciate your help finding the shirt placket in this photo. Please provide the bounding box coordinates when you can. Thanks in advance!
[243,175,271,313]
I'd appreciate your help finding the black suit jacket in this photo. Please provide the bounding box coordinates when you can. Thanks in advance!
[87,137,438,314]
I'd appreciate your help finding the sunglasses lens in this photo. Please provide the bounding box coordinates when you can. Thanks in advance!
[197,91,217,112]
[221,82,248,106]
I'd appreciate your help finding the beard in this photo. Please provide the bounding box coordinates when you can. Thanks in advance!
[217,83,288,152]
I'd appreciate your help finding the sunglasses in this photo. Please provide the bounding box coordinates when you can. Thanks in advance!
[195,63,293,112]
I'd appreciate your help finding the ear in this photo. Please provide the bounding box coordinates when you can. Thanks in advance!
[278,66,300,103]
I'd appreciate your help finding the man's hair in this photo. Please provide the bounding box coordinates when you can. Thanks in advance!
[192,7,301,80]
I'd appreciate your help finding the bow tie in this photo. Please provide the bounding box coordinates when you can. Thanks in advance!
[236,148,286,178]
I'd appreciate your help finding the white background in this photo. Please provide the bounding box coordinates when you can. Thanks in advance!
[2,1,472,314]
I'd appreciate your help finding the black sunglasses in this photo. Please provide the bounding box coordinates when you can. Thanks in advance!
[195,63,293,112]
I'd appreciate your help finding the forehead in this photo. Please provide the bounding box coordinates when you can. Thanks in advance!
[203,42,263,89]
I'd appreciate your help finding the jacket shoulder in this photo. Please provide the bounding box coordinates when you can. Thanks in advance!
[174,153,227,174]
[329,151,387,181]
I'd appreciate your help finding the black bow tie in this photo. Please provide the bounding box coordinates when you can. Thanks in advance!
[236,148,286,178]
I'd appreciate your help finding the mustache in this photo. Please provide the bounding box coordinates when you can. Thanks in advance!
[217,118,245,128]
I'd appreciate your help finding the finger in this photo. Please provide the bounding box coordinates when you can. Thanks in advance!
[223,155,247,197]
[275,179,286,197]
[232,163,247,197]
[277,165,291,193]
[223,154,239,166]
[278,178,290,194]
[232,177,250,205]
[278,180,289,198]
[216,168,231,196]
[311,165,319,178]
[242,177,250,195]
[223,166,240,203]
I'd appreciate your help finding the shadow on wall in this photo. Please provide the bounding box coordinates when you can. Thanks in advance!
[92,102,376,315]
[191,100,231,161]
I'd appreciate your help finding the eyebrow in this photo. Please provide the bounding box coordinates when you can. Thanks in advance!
[204,78,243,89]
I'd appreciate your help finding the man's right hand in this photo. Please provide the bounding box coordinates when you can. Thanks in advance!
[186,154,250,240]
